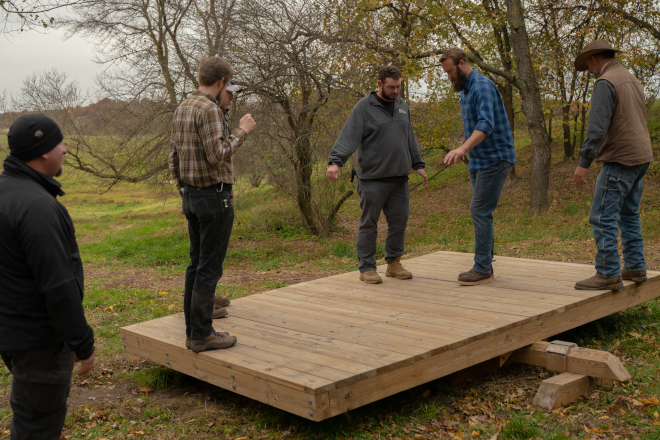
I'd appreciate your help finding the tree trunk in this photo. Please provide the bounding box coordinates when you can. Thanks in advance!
[504,0,552,212]
[294,133,319,235]
[548,112,552,141]
[562,103,573,159]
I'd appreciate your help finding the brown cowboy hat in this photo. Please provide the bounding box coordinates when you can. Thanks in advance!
[574,40,621,71]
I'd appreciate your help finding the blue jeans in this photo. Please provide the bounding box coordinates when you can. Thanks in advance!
[470,161,513,274]
[590,162,649,278]
[182,184,234,340]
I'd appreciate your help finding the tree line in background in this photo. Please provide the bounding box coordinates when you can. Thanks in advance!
[2,0,660,234]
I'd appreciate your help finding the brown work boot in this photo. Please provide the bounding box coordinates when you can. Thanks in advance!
[622,269,647,283]
[212,307,228,319]
[190,332,237,352]
[457,270,494,286]
[360,270,382,284]
[186,331,230,350]
[460,264,493,278]
[214,295,231,308]
[574,274,623,290]
[385,257,413,279]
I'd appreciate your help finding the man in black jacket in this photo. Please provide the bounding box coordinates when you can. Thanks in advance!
[0,114,95,440]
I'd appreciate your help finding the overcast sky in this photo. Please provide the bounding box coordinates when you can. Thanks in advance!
[0,26,101,107]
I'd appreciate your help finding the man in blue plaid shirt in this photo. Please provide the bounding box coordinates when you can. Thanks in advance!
[440,48,517,285]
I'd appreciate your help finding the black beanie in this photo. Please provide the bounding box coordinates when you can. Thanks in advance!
[7,114,64,162]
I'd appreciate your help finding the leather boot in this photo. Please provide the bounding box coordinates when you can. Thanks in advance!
[622,269,647,283]
[385,257,413,279]
[212,307,228,319]
[457,270,494,286]
[186,330,230,350]
[190,332,237,352]
[574,274,623,290]
[214,296,231,308]
[360,270,382,284]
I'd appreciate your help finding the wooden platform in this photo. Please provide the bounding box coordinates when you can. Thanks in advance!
[120,252,660,421]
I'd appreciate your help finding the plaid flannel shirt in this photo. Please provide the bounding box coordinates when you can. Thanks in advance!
[460,70,516,171]
[168,90,246,191]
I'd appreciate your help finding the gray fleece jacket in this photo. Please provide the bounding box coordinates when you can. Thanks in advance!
[328,92,425,179]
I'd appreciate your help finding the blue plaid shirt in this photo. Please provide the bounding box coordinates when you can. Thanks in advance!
[460,70,516,171]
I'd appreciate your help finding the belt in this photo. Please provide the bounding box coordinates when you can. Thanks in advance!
[183,183,232,192]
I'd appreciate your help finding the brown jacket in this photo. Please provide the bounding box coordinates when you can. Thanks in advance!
[595,60,653,165]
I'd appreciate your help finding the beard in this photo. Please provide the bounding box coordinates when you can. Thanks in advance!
[55,166,63,177]
[451,67,468,92]
[381,90,398,101]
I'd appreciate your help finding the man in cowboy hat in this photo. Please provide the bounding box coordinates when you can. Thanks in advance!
[573,40,654,290]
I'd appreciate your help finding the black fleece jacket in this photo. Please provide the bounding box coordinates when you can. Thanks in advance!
[0,156,94,360]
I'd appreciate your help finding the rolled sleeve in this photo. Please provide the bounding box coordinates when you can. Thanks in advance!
[474,84,496,137]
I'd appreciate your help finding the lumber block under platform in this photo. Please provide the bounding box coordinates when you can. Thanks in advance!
[509,341,631,382]
[532,372,594,411]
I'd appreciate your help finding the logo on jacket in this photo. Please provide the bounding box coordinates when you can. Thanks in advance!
[399,109,407,114]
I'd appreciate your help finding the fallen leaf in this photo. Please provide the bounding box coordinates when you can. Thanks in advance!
[422,390,431,398]
[472,430,481,438]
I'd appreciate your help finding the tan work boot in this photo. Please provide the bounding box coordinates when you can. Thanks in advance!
[622,269,647,283]
[214,295,231,308]
[574,274,623,290]
[190,331,237,352]
[385,257,413,279]
[360,270,382,284]
[457,270,494,286]
[212,307,228,319]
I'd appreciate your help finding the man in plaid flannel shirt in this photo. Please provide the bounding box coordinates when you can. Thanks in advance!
[440,48,517,286]
[169,56,256,352]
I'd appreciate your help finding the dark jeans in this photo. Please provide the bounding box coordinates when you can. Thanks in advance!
[182,184,234,340]
[0,343,74,440]
[469,160,513,274]
[355,178,409,272]
[590,162,650,278]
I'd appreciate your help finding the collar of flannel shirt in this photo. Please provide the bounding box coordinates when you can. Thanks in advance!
[463,69,477,93]
[191,89,219,104]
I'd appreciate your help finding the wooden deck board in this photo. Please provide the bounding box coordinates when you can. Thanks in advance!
[121,251,660,421]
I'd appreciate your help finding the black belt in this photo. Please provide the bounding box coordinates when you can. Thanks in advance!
[184,183,232,192]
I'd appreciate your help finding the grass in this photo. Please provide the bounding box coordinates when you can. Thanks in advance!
[0,128,659,439]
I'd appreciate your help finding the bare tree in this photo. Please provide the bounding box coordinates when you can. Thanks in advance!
[0,0,95,32]
[49,0,241,186]
[233,0,355,235]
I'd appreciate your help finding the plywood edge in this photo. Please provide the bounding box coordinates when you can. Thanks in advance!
[120,326,334,395]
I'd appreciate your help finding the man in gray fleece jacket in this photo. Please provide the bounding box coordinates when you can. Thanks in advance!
[326,65,427,284]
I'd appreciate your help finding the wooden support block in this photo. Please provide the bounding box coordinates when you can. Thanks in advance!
[509,341,631,382]
[532,372,594,411]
